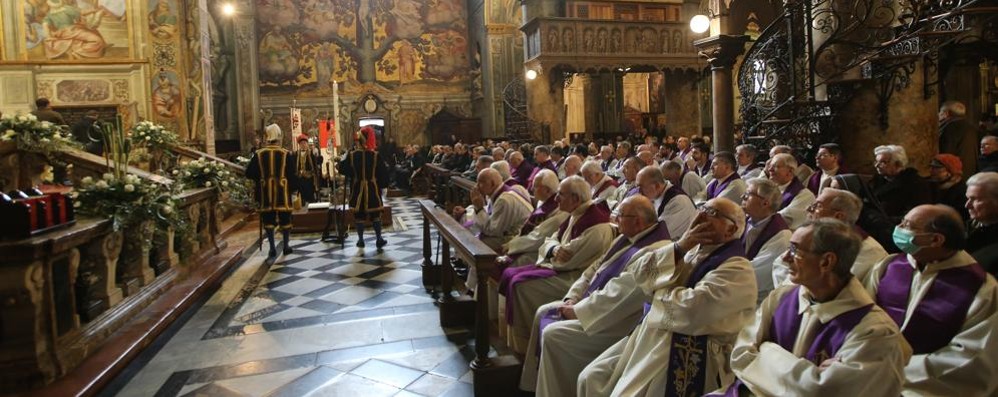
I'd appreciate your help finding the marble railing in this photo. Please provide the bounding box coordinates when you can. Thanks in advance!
[522,17,705,69]
[169,144,246,174]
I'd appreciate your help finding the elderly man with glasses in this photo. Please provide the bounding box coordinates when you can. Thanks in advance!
[864,204,998,395]
[741,178,792,303]
[767,153,816,230]
[578,198,757,396]
[714,218,910,396]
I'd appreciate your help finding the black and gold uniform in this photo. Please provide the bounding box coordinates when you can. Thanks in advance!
[338,127,389,249]
[246,124,298,258]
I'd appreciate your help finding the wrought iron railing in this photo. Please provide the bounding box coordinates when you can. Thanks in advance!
[738,0,989,150]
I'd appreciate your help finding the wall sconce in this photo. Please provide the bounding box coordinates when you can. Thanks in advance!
[525,69,539,80]
[689,14,710,34]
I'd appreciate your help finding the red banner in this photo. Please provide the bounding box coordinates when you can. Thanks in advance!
[318,119,329,148]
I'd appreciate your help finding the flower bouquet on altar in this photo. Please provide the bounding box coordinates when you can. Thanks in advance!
[0,112,80,157]
[173,158,252,208]
[129,120,179,171]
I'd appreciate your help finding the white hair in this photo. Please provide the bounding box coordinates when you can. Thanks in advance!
[874,145,908,168]
[711,197,747,238]
[822,188,863,224]
[967,172,998,200]
[580,160,604,177]
[772,153,798,169]
[533,169,560,193]
[561,176,592,204]
[490,160,512,180]
[746,178,782,212]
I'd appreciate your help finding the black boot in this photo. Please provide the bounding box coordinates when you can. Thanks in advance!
[355,222,365,248]
[282,229,293,255]
[266,229,277,260]
[373,220,387,250]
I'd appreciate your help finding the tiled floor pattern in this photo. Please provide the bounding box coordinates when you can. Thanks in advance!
[109,197,478,397]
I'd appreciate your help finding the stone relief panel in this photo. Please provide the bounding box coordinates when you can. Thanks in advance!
[528,22,697,58]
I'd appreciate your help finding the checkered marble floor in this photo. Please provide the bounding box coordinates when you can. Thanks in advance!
[106,197,476,397]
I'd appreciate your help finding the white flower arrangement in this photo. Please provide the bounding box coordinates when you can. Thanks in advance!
[130,121,178,150]
[0,111,79,156]
[173,158,252,207]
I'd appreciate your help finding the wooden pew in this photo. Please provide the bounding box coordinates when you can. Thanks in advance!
[423,163,455,205]
[448,175,476,209]
[419,200,521,396]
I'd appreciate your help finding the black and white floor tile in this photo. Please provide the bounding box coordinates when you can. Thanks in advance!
[110,197,476,397]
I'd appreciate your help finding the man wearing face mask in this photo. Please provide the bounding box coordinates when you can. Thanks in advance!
[578,198,758,397]
[864,204,998,396]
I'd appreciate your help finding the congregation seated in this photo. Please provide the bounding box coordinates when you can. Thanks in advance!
[528,145,557,190]
[830,174,898,253]
[608,157,643,216]
[577,198,757,396]
[562,155,582,178]
[766,153,817,229]
[684,142,712,180]
[462,154,493,181]
[864,204,998,395]
[869,144,932,223]
[607,142,631,178]
[979,136,998,173]
[490,160,529,198]
[498,176,614,353]
[719,219,911,396]
[520,195,672,394]
[740,178,792,302]
[452,168,533,253]
[929,154,970,220]
[771,145,815,182]
[509,151,534,187]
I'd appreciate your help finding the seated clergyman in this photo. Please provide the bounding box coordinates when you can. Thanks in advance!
[577,198,758,396]
[715,218,910,396]
[864,204,998,395]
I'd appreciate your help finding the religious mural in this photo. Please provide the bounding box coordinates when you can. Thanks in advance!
[255,0,472,95]
[20,0,132,60]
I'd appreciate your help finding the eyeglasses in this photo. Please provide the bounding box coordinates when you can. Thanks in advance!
[741,191,764,200]
[697,203,738,225]
[805,200,827,213]
[786,243,817,259]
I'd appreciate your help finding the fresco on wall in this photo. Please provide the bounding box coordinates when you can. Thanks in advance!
[20,0,131,60]
[256,0,472,95]
[148,0,178,40]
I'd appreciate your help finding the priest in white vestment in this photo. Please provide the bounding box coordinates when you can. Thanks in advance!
[500,170,568,267]
[767,153,816,229]
[736,144,764,180]
[499,176,615,353]
[864,204,998,396]
[577,198,758,397]
[662,160,706,201]
[773,188,888,287]
[741,178,791,303]
[718,219,910,396]
[583,160,618,205]
[699,151,747,204]
[608,157,643,217]
[639,165,696,238]
[490,160,530,198]
[520,196,672,394]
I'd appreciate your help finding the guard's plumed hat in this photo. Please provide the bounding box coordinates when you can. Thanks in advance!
[265,123,282,142]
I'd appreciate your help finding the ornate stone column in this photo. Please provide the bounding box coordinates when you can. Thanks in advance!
[232,1,260,149]
[695,35,749,153]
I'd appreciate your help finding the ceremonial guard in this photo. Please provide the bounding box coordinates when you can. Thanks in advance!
[246,124,297,260]
[338,126,389,249]
[295,134,321,204]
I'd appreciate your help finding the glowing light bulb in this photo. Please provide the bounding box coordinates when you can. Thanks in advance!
[690,14,710,34]
[222,3,236,16]
[525,69,538,80]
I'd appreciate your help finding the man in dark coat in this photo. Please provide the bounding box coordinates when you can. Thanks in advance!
[939,101,978,174]
[338,126,389,250]
[869,145,931,223]
[965,172,998,277]
[71,110,104,155]
[30,98,65,125]
[246,124,297,260]
[394,145,425,194]
[979,135,998,173]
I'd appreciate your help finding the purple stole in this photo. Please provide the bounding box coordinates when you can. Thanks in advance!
[657,185,688,216]
[713,286,873,397]
[706,173,741,199]
[520,195,559,236]
[780,177,805,209]
[806,171,822,195]
[535,222,672,356]
[625,186,639,199]
[527,160,557,190]
[504,178,520,188]
[661,240,746,397]
[874,255,987,354]
[473,184,530,238]
[593,178,619,199]
[498,203,611,324]
[742,214,789,259]
[513,161,534,186]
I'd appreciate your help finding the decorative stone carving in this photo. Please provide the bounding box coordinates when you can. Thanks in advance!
[119,221,155,293]
[695,35,751,69]
[79,231,125,320]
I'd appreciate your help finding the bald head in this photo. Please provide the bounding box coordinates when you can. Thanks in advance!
[477,168,502,195]
[905,204,966,252]
[637,151,655,167]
